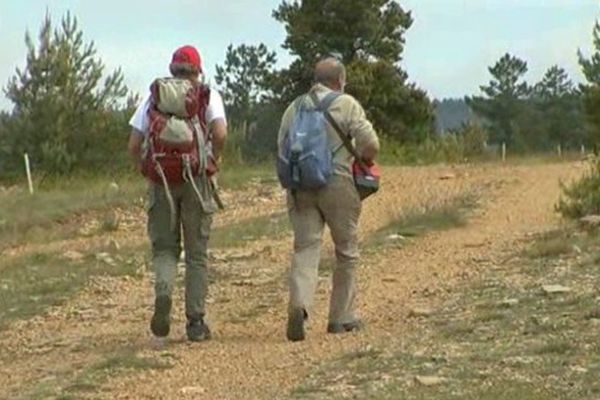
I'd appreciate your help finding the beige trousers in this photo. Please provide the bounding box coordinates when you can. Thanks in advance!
[288,175,362,325]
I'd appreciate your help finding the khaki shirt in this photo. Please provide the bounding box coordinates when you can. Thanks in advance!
[277,83,380,177]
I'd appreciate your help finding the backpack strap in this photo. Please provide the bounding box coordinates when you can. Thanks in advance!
[317,91,342,112]
[323,108,370,173]
[308,91,341,112]
[309,90,353,157]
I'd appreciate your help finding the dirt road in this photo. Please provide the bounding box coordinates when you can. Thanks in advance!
[0,162,583,400]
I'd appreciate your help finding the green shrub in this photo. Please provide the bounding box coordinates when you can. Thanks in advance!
[220,125,246,166]
[557,156,600,219]
[458,122,489,159]
[378,123,490,166]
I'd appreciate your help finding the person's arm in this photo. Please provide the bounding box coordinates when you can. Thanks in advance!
[127,94,150,172]
[209,119,227,161]
[345,98,380,163]
[205,90,228,163]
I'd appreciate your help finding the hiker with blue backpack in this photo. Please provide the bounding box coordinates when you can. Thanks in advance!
[277,57,381,342]
[128,46,227,342]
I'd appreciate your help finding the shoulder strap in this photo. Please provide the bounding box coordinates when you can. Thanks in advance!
[319,91,342,111]
[308,91,341,112]
[323,109,369,171]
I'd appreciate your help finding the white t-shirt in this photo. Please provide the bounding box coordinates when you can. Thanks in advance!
[129,88,227,135]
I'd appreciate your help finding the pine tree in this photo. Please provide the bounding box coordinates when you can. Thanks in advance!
[579,21,600,148]
[271,0,433,143]
[3,12,127,174]
[467,53,530,147]
[215,44,277,128]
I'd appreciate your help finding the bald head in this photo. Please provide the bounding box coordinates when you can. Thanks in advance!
[314,58,346,91]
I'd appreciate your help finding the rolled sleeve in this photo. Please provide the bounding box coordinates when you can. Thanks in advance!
[129,94,151,135]
[207,90,227,126]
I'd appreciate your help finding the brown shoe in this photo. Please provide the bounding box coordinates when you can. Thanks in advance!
[327,319,364,334]
[287,308,307,342]
[186,318,211,342]
[150,295,172,338]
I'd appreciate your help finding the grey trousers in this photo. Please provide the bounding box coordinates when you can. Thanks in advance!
[147,178,214,321]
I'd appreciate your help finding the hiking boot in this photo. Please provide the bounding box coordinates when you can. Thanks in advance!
[327,319,364,334]
[186,318,211,342]
[150,295,172,338]
[286,308,306,342]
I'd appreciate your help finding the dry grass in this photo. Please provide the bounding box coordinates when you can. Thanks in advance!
[0,246,143,331]
[374,192,478,241]
[0,167,276,251]
[0,176,145,250]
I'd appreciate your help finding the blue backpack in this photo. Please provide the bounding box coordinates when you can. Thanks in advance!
[277,91,341,190]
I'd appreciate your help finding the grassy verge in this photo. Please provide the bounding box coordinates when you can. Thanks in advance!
[0,245,144,332]
[0,175,145,250]
[25,346,173,400]
[290,227,600,400]
[523,229,586,259]
[0,166,276,251]
[372,193,479,244]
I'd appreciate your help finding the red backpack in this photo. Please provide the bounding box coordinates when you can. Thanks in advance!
[143,78,211,186]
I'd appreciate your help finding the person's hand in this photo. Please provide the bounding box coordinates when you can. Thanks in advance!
[361,158,374,167]
[206,155,219,177]
[360,146,378,165]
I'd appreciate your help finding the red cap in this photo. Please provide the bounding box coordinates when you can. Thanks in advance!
[170,45,202,72]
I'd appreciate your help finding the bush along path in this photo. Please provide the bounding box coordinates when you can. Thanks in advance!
[0,162,583,400]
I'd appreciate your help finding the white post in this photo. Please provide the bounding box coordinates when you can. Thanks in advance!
[24,153,34,195]
[581,144,586,156]
[557,144,562,158]
[502,142,506,163]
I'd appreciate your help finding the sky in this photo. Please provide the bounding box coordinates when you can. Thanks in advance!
[0,0,598,111]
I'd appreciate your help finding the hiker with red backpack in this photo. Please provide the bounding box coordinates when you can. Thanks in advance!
[277,57,380,341]
[128,45,227,341]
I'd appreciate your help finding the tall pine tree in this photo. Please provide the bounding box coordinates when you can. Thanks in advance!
[533,66,584,149]
[271,0,433,144]
[467,53,530,148]
[215,44,277,128]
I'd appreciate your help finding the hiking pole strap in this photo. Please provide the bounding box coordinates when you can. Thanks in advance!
[210,177,225,210]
